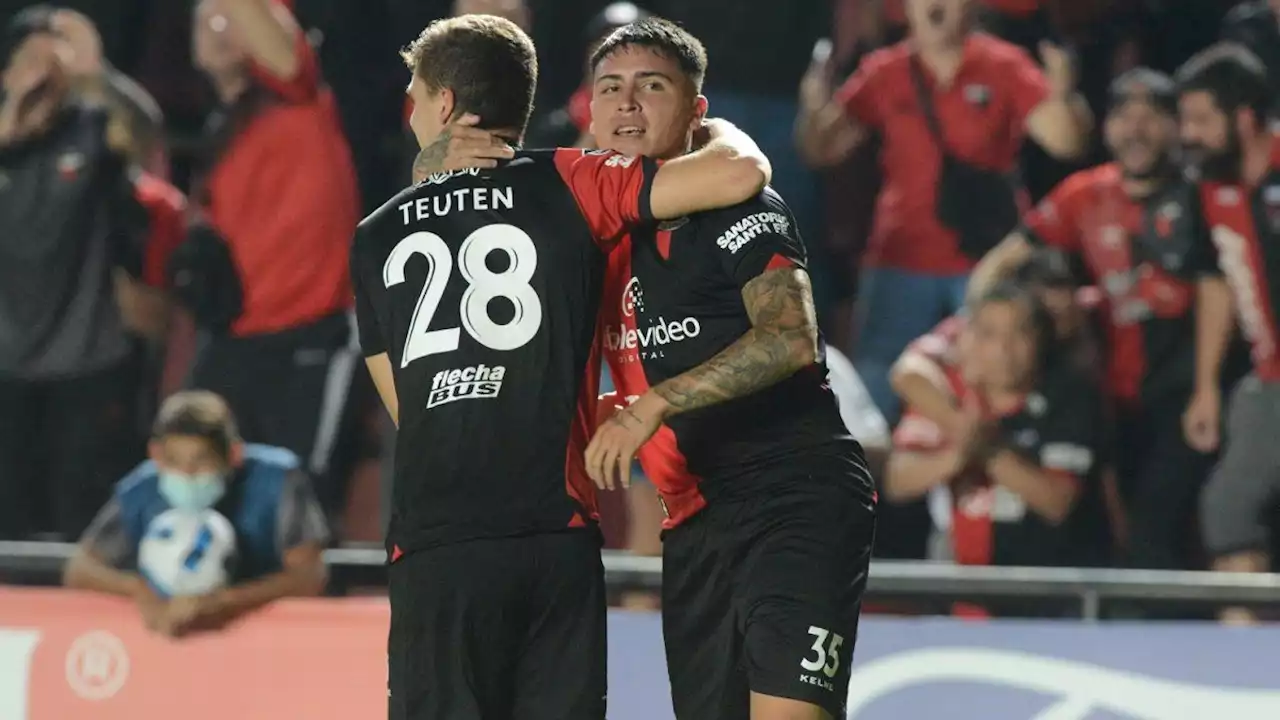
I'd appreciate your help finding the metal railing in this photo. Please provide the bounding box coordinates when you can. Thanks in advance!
[6,541,1280,621]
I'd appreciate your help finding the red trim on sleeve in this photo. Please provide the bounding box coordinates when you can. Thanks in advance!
[248,29,319,102]
[133,173,188,288]
[764,253,796,272]
[552,149,655,249]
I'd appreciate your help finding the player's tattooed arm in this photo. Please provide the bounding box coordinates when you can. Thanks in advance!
[649,268,820,416]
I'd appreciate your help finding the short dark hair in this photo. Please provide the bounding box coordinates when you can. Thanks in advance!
[1013,247,1076,290]
[589,17,708,91]
[2,4,55,66]
[1175,42,1270,124]
[151,391,241,459]
[401,14,538,134]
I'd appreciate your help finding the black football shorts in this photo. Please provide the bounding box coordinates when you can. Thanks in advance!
[387,530,607,720]
[661,474,875,719]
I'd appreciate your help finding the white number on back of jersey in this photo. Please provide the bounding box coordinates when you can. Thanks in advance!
[382,224,542,367]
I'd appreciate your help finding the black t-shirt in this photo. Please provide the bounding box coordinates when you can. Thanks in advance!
[0,106,140,379]
[601,188,872,525]
[350,148,658,554]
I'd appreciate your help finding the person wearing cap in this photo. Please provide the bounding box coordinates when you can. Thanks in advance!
[0,6,182,541]
[183,0,362,531]
[968,67,1249,573]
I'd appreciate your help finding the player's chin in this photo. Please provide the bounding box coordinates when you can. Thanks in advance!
[598,134,650,157]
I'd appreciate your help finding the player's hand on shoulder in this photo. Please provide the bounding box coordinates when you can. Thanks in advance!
[411,113,515,183]
[585,392,667,491]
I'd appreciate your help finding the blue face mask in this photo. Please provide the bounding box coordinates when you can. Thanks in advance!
[158,471,227,512]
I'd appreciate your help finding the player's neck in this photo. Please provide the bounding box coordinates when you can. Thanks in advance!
[1241,132,1276,188]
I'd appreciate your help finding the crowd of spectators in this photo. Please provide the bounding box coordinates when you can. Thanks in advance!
[3,0,1280,622]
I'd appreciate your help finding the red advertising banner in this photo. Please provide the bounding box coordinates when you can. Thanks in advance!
[0,588,389,719]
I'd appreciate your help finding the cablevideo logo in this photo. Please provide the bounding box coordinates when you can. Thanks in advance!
[427,364,506,409]
[606,278,700,360]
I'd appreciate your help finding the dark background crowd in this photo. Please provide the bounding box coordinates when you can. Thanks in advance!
[4,0,1280,621]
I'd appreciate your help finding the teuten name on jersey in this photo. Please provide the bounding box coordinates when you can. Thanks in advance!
[427,363,507,409]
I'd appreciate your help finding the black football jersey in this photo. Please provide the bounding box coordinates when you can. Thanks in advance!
[351,149,658,554]
[600,188,873,524]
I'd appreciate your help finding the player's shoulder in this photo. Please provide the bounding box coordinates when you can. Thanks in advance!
[116,460,160,497]
[243,443,301,475]
[1059,163,1121,197]
[699,185,794,224]
[358,183,420,235]
[861,42,909,75]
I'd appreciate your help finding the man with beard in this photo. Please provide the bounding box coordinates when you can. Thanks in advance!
[582,20,874,720]
[969,68,1243,571]
[1176,43,1280,623]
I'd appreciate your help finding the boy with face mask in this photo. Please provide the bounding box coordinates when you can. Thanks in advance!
[63,391,330,638]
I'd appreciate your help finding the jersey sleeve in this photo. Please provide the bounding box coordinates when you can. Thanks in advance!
[132,173,189,288]
[1034,372,1105,482]
[1185,186,1224,278]
[248,28,321,103]
[275,469,331,552]
[893,411,948,452]
[1020,172,1087,253]
[78,497,135,568]
[1005,46,1051,130]
[710,189,809,288]
[835,51,888,129]
[552,148,659,248]
[350,229,387,357]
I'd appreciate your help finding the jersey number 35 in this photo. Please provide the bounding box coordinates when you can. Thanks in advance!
[382,224,542,368]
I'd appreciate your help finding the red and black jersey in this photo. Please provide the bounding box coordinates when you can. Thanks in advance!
[1021,163,1202,406]
[600,188,873,528]
[350,149,657,555]
[893,363,1111,568]
[1189,139,1280,381]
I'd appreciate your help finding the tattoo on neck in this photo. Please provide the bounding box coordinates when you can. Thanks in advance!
[412,128,453,182]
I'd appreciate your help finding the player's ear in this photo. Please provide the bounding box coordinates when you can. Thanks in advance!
[439,87,457,125]
[691,95,708,131]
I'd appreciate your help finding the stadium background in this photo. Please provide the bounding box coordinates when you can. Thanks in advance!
[3,0,1280,718]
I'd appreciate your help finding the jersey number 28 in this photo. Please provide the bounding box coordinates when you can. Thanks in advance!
[383,224,542,368]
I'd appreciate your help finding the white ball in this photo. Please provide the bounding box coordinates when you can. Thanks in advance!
[138,508,238,598]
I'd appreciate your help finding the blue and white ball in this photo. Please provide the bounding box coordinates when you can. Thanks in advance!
[138,508,237,597]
